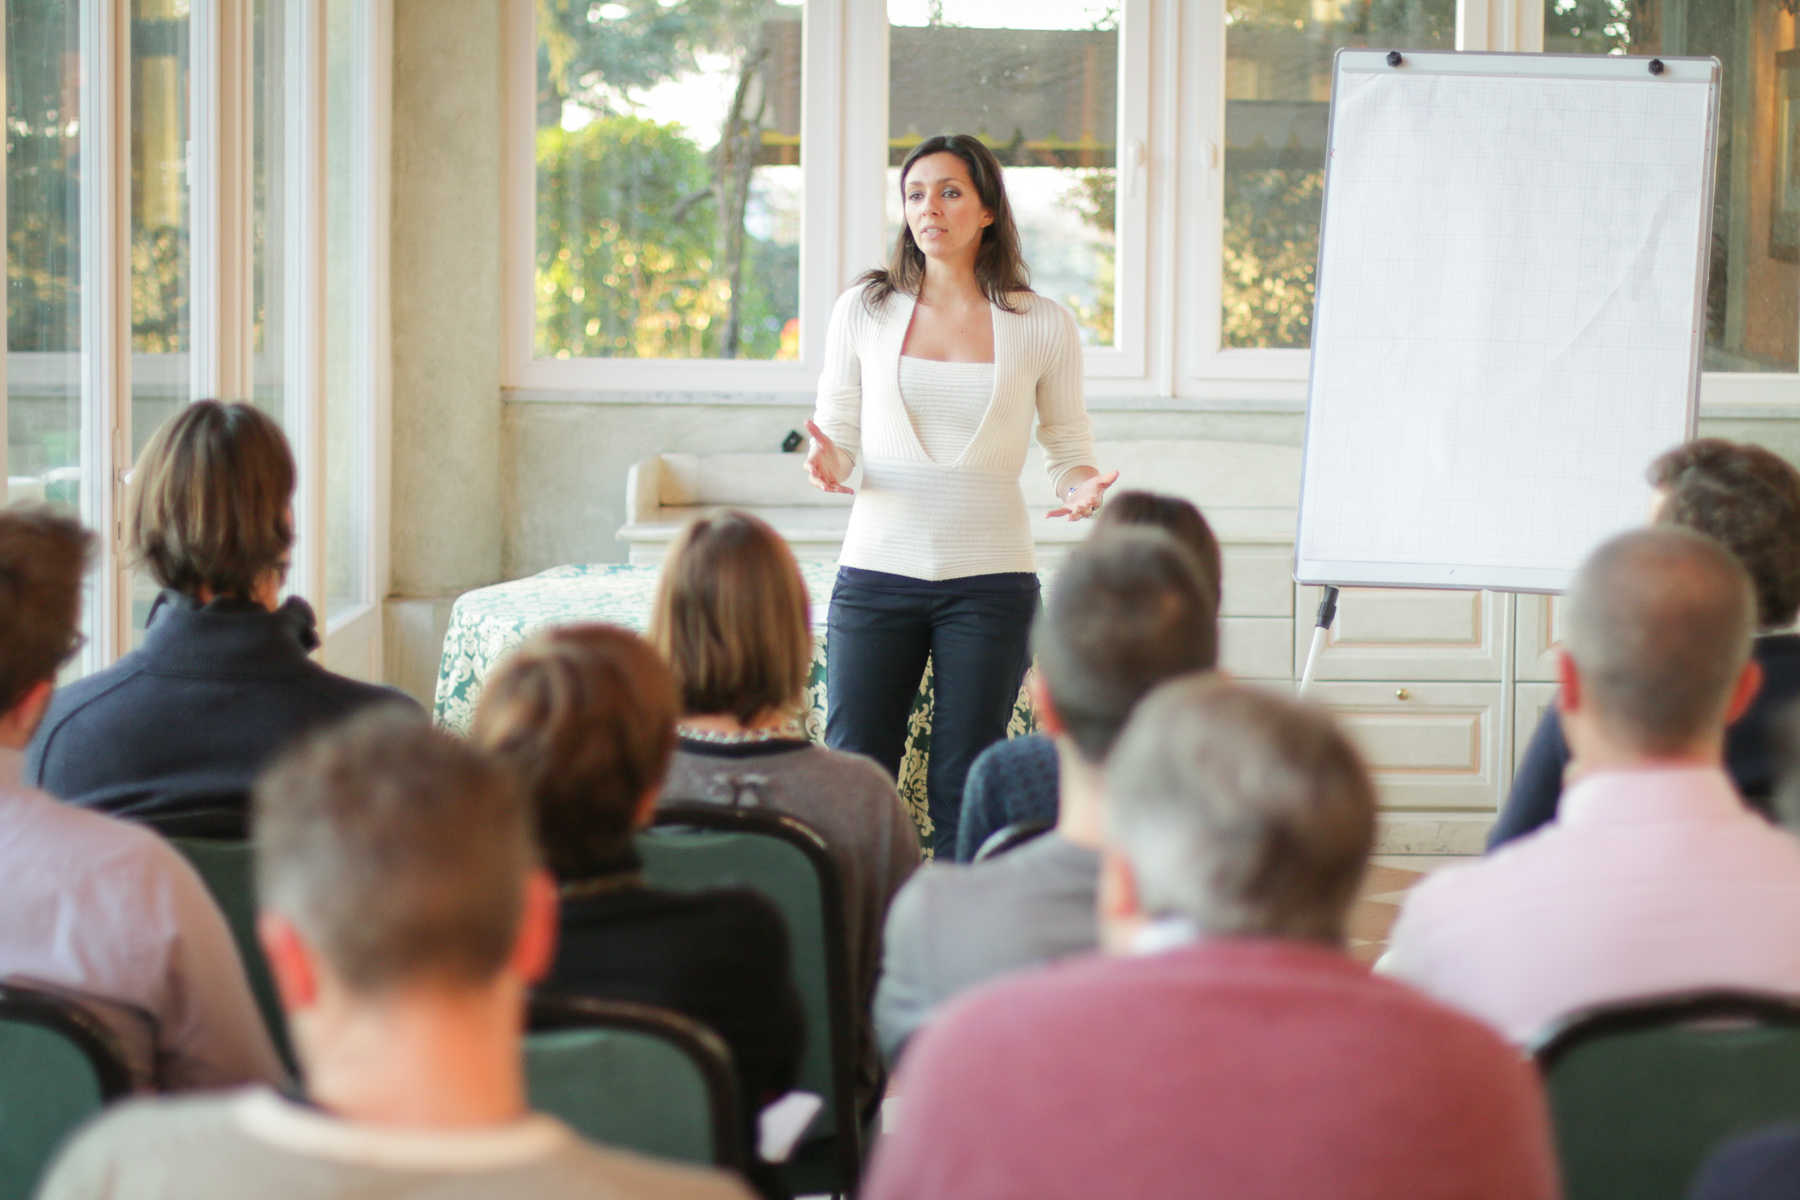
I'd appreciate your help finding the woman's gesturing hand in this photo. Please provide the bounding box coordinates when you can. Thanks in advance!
[804,419,854,495]
[1047,469,1120,522]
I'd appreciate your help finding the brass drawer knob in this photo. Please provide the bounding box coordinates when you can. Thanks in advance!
[1395,687,1411,700]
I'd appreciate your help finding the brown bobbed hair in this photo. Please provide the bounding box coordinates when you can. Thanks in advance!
[472,624,679,880]
[649,509,812,726]
[0,506,93,712]
[254,708,535,994]
[128,400,295,601]
[1648,438,1800,631]
[859,134,1032,314]
[1092,491,1224,611]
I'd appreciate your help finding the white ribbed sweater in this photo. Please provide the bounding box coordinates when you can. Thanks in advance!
[812,287,1098,581]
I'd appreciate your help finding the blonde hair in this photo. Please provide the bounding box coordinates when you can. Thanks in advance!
[649,510,811,725]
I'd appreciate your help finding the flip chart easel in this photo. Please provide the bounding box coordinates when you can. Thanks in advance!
[1293,49,1721,690]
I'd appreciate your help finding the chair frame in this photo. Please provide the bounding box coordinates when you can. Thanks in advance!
[649,802,864,1195]
[973,818,1055,863]
[1533,989,1800,1071]
[528,993,747,1171]
[0,982,133,1101]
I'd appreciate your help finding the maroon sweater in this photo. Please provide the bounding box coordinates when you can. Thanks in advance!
[864,938,1559,1200]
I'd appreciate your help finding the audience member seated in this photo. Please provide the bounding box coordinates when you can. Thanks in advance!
[0,506,283,1092]
[1386,527,1800,1045]
[472,623,804,1195]
[649,509,919,1101]
[27,401,414,828]
[953,490,1224,862]
[874,527,1217,1060]
[1687,1122,1800,1200]
[38,709,752,1200]
[1492,439,1800,849]
[863,677,1559,1200]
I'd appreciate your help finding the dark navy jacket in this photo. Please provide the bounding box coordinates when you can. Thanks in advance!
[1489,633,1800,851]
[27,590,417,823]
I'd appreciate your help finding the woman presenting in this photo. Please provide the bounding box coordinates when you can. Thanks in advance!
[805,133,1117,855]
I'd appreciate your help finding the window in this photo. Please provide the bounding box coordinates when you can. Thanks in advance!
[1221,0,1455,350]
[6,0,85,517]
[4,0,387,671]
[1548,0,1798,372]
[887,1,1123,348]
[532,0,804,361]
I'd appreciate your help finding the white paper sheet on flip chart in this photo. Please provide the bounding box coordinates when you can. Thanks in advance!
[1295,57,1716,592]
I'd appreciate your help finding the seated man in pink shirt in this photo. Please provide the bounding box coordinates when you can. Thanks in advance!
[863,677,1558,1200]
[1385,525,1800,1045]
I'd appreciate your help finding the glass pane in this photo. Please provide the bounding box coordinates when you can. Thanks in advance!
[253,0,287,425]
[534,0,803,360]
[1548,0,1798,372]
[324,0,368,620]
[887,1,1120,347]
[1221,0,1455,349]
[6,0,85,518]
[131,0,192,636]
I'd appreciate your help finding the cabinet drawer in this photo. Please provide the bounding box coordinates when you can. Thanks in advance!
[1516,593,1568,682]
[1306,681,1503,811]
[1220,548,1294,618]
[1296,586,1503,681]
[1219,617,1293,680]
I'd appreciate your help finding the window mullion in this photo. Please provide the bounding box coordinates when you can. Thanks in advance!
[81,0,130,665]
[287,0,326,619]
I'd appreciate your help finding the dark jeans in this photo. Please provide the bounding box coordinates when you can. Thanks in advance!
[825,568,1040,855]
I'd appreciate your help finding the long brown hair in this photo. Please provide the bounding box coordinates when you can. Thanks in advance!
[859,134,1032,314]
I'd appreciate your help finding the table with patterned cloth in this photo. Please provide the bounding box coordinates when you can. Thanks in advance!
[433,561,1039,844]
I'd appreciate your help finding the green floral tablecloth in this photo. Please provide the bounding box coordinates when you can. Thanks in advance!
[433,561,1037,842]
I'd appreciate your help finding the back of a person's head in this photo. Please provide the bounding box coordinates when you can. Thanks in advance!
[0,506,91,714]
[1649,439,1800,631]
[1091,490,1223,609]
[128,399,295,601]
[472,623,678,880]
[650,509,811,725]
[1564,526,1756,755]
[254,708,533,993]
[1034,527,1219,764]
[1107,676,1374,945]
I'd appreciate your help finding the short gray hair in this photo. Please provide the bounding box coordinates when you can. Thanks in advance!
[1564,526,1755,755]
[1105,677,1374,945]
[254,708,536,994]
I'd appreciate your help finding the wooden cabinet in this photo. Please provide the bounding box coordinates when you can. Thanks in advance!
[1306,682,1506,812]
[1295,585,1504,681]
[1516,593,1566,682]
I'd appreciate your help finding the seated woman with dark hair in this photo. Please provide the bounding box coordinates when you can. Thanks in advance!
[27,400,412,829]
[953,490,1224,861]
[473,623,804,1197]
[649,510,920,1110]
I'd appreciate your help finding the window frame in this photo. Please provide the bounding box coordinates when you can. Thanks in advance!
[4,0,388,675]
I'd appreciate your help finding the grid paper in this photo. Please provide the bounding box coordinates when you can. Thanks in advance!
[1297,67,1713,588]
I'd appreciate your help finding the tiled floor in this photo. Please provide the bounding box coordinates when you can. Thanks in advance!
[1345,855,1472,965]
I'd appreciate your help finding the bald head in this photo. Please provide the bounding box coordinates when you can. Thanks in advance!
[1563,527,1756,756]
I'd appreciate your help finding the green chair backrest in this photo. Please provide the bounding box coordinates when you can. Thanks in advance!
[637,806,855,1164]
[0,986,130,1200]
[169,839,294,1071]
[525,1007,736,1168]
[1538,991,1800,1200]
